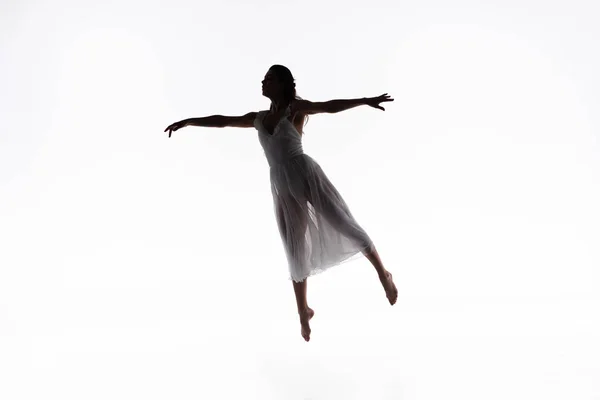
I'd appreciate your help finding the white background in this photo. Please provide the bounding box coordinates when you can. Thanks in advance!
[1,0,599,398]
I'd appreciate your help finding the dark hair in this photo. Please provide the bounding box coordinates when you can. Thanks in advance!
[269,64,308,135]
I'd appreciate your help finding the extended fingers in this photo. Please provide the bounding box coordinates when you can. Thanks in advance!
[165,122,180,135]
[373,93,393,110]
[165,123,176,137]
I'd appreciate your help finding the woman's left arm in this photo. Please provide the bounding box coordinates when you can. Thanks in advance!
[293,94,393,115]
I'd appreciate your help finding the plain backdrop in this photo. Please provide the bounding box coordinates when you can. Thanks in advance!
[1,0,599,399]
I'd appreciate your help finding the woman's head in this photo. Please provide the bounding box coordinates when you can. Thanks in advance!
[261,64,308,134]
[262,64,297,103]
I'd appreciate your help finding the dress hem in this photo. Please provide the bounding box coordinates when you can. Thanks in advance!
[287,242,374,283]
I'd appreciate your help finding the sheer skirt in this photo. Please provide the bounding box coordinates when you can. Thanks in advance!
[270,154,374,282]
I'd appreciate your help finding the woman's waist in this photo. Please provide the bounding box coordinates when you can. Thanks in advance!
[266,150,308,167]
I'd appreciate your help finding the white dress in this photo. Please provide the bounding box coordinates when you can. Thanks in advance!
[254,105,375,282]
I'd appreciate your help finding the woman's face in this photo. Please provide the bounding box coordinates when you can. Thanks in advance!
[261,69,282,99]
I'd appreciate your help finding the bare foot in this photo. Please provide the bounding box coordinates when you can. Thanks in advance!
[299,307,315,342]
[380,271,398,305]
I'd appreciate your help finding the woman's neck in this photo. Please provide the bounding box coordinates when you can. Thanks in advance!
[270,97,290,113]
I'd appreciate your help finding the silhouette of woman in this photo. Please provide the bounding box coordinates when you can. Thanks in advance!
[165,65,397,341]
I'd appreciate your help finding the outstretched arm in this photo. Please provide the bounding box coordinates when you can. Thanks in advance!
[164,112,257,137]
[293,94,393,115]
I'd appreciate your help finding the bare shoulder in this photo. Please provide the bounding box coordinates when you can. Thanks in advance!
[290,99,311,114]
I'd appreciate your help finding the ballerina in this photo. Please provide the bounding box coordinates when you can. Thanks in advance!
[165,64,398,342]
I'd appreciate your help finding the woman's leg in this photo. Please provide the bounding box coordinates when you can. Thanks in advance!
[363,247,398,305]
[308,185,398,305]
[292,279,315,342]
[276,196,315,341]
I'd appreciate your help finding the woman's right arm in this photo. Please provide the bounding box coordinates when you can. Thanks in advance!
[164,112,258,137]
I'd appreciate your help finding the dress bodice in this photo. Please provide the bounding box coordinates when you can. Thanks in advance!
[255,106,304,167]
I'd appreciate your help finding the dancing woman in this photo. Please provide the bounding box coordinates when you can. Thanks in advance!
[165,65,398,341]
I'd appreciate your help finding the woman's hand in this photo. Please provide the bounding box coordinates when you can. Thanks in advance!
[164,120,188,138]
[364,93,394,111]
